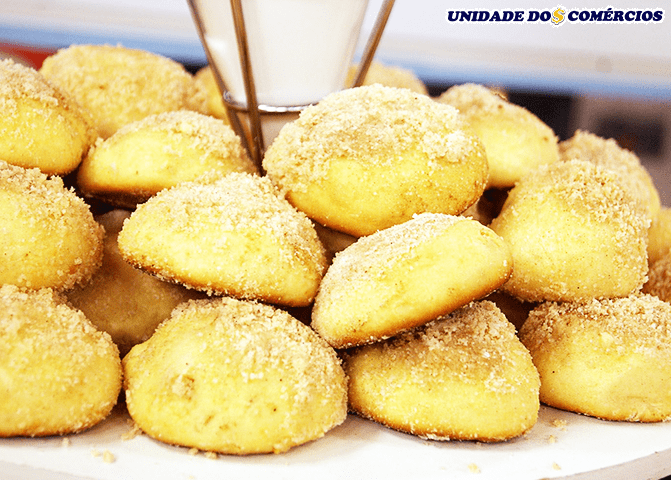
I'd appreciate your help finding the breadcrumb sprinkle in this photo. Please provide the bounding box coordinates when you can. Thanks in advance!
[521,294,671,357]
[263,84,479,193]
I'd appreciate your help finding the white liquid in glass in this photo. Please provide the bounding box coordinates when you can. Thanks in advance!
[198,0,369,107]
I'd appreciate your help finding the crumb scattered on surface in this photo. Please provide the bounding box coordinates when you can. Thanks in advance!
[102,450,115,463]
[121,422,142,441]
[552,462,562,470]
[547,434,557,444]
[468,463,481,473]
[551,419,568,431]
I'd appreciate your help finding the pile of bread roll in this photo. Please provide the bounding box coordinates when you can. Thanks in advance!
[1,43,671,456]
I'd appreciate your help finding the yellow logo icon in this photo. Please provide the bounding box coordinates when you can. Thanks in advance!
[552,7,566,25]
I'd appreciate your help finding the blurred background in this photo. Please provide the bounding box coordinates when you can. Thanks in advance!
[1,0,670,203]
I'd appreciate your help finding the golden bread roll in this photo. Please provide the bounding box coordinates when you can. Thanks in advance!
[77,110,256,207]
[263,84,488,237]
[0,160,103,291]
[559,130,661,221]
[123,296,348,454]
[344,300,540,442]
[40,44,194,139]
[490,159,649,302]
[437,83,559,189]
[648,206,671,265]
[312,213,512,348]
[519,294,671,422]
[643,252,671,302]
[0,59,96,175]
[0,285,122,437]
[186,65,230,122]
[117,172,327,307]
[345,60,428,95]
[66,210,206,357]
[185,66,255,152]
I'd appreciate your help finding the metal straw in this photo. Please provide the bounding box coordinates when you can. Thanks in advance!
[351,0,396,88]
[229,0,265,165]
[187,0,396,166]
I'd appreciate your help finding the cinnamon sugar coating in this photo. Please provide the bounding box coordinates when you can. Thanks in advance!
[520,294,671,422]
[0,285,121,437]
[0,160,103,291]
[77,109,256,207]
[186,65,231,123]
[263,84,488,237]
[312,213,512,348]
[118,172,327,307]
[67,210,205,357]
[40,44,194,139]
[345,60,428,95]
[438,83,559,189]
[123,296,347,454]
[0,59,97,175]
[344,300,540,442]
[648,207,671,265]
[490,159,649,302]
[643,252,671,302]
[559,129,661,221]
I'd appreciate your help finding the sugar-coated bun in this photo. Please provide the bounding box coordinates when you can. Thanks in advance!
[118,172,327,307]
[186,65,230,122]
[77,110,256,207]
[643,252,671,302]
[312,213,512,348]
[40,44,194,139]
[185,66,255,153]
[559,130,660,221]
[344,300,540,442]
[490,159,649,302]
[0,285,121,437]
[647,206,671,265]
[519,294,671,422]
[345,60,428,95]
[263,84,488,237]
[0,59,96,175]
[123,296,347,454]
[0,160,103,291]
[66,210,205,357]
[438,83,559,189]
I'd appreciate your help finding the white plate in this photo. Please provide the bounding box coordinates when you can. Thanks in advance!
[2,404,671,480]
